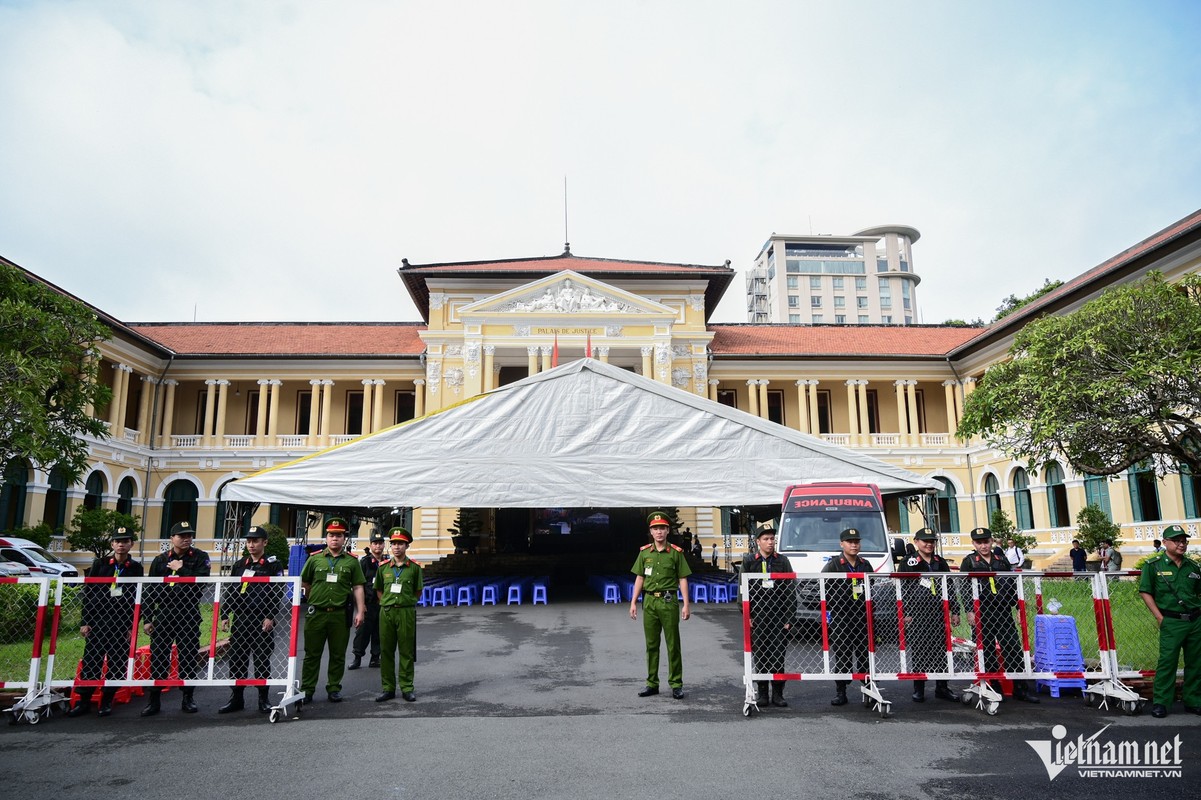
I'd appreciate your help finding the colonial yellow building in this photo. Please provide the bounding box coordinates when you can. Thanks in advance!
[3,209,1199,572]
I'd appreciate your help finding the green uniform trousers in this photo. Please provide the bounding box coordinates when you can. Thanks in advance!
[379,605,417,693]
[1153,615,1201,707]
[642,594,683,689]
[302,609,351,694]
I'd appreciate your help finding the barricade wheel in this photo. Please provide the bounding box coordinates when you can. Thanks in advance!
[269,709,282,724]
[25,711,40,725]
[878,702,891,719]
[961,692,974,706]
[986,701,999,716]
[1121,700,1141,715]
[742,703,754,718]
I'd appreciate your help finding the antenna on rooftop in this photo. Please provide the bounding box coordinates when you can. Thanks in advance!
[563,176,571,254]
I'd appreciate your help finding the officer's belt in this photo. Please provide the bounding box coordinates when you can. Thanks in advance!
[647,591,676,598]
[1161,609,1201,621]
[312,606,344,613]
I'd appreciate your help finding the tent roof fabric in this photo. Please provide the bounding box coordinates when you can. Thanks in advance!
[224,359,938,508]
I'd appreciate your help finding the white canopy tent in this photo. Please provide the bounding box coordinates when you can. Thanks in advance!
[224,359,939,509]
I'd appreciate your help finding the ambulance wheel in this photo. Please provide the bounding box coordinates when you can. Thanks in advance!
[986,701,999,716]
[269,709,282,724]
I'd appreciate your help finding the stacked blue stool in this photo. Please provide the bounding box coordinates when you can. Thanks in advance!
[1033,614,1088,698]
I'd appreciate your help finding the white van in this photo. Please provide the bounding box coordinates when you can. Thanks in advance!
[0,537,80,577]
[775,482,905,620]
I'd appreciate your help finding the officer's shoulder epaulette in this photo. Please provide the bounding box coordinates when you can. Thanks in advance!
[639,543,654,551]
[670,544,683,552]
[410,559,423,569]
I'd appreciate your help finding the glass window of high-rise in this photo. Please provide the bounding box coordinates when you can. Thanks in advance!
[858,315,869,323]
[786,276,798,289]
[855,277,867,291]
[789,314,801,323]
[832,277,844,290]
[833,296,846,308]
[812,314,824,323]
[835,314,846,323]
[809,276,822,290]
[788,295,799,308]
[856,296,868,309]
[810,296,822,307]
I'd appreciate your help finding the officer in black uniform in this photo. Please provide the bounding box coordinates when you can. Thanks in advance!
[141,521,211,717]
[822,528,871,706]
[68,526,144,717]
[349,531,386,670]
[958,527,1039,703]
[218,526,285,714]
[898,527,960,702]
[742,525,794,708]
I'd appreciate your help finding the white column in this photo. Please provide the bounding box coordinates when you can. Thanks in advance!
[255,380,271,445]
[856,380,870,445]
[844,380,859,439]
[894,380,908,445]
[527,346,540,376]
[483,345,496,392]
[373,380,386,432]
[320,380,335,446]
[905,380,920,446]
[108,364,127,431]
[757,380,770,420]
[640,346,653,378]
[360,379,374,435]
[136,376,155,444]
[747,380,760,417]
[203,379,219,447]
[307,379,322,447]
[267,380,282,444]
[540,345,552,372]
[414,379,426,418]
[807,380,820,436]
[796,380,810,433]
[214,379,231,448]
[160,379,177,448]
[709,379,720,403]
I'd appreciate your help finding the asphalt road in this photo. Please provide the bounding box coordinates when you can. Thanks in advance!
[3,598,1195,799]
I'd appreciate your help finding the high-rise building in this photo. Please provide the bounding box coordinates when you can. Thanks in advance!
[746,225,921,324]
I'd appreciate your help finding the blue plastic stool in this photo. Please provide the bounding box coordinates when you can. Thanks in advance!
[603,583,620,604]
[482,585,498,605]
[507,585,523,605]
[533,583,548,605]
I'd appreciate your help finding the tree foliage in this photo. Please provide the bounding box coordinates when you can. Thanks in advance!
[1,263,112,484]
[958,272,1201,477]
[993,278,1065,321]
[988,508,1036,554]
[1074,503,1122,553]
[66,505,143,558]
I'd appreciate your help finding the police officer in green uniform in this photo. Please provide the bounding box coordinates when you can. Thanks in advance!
[629,511,691,699]
[1139,524,1201,718]
[218,526,285,714]
[373,527,423,703]
[822,528,871,706]
[142,520,211,717]
[299,517,367,703]
[958,527,1039,703]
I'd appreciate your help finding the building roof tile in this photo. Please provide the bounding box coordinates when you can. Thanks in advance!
[708,324,983,358]
[129,323,426,357]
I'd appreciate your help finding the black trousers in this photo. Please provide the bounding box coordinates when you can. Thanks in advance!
[80,621,135,681]
[353,602,381,658]
[150,611,202,680]
[227,619,275,680]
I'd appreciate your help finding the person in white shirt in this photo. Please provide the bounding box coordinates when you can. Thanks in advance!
[1004,538,1024,569]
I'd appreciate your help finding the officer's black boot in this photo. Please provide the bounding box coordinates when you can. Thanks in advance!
[755,681,769,705]
[831,681,849,706]
[912,680,926,703]
[217,688,244,714]
[257,687,272,714]
[140,689,162,717]
[1014,681,1040,704]
[934,680,959,702]
[67,689,93,717]
[97,688,117,717]
[347,653,363,670]
[180,687,198,713]
[770,681,788,708]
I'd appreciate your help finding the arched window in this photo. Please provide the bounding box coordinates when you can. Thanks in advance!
[1044,461,1070,528]
[926,477,959,533]
[43,466,70,533]
[1013,468,1033,530]
[1127,462,1161,522]
[1084,474,1111,519]
[0,460,31,531]
[160,480,199,537]
[984,474,1001,519]
[116,477,136,516]
[1182,466,1201,519]
[84,471,106,512]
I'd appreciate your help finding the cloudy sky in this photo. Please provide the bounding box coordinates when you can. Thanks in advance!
[2,0,1198,326]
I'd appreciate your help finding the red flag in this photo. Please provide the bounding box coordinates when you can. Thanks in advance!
[586,332,592,358]
[552,332,559,367]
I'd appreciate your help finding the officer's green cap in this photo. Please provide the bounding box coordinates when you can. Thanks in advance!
[1162,524,1190,540]
[388,527,412,543]
[169,521,193,536]
[969,527,992,541]
[839,528,861,541]
[324,517,348,535]
[913,527,938,541]
[647,512,671,528]
[245,526,267,540]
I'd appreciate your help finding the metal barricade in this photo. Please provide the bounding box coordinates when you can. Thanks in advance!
[44,575,303,723]
[0,577,55,724]
[741,570,1143,718]
[1093,569,1162,712]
